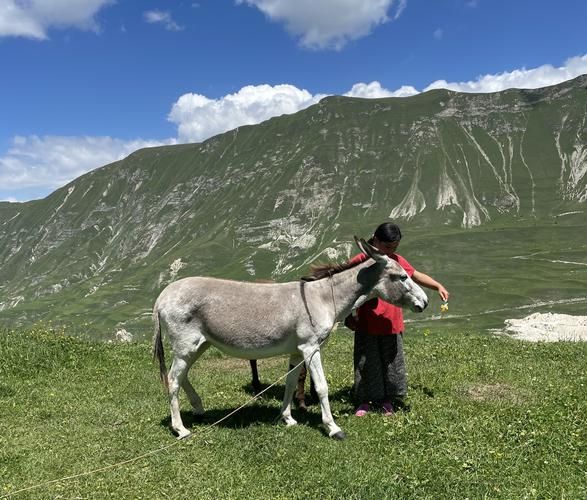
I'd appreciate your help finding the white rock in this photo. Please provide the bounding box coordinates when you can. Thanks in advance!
[497,313,587,342]
[115,328,133,342]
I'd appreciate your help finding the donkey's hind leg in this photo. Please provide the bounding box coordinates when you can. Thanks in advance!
[168,356,192,439]
[168,335,209,439]
[181,341,210,415]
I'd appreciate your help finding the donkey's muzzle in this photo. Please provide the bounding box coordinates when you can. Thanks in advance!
[411,297,428,313]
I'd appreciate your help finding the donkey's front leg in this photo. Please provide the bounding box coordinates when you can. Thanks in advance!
[303,347,346,440]
[279,354,303,426]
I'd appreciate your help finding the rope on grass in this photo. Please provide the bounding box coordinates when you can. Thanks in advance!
[2,344,326,498]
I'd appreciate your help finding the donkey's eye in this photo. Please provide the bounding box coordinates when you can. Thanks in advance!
[400,275,408,282]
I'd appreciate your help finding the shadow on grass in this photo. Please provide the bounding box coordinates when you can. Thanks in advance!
[159,378,428,437]
[240,380,431,413]
[159,405,326,437]
[158,384,421,439]
[241,382,419,412]
[158,383,360,438]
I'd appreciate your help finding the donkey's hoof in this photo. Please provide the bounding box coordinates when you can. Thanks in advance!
[331,431,346,440]
[176,429,191,440]
[283,416,298,427]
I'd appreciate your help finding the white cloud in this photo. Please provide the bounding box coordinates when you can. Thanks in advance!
[0,0,114,39]
[169,84,325,143]
[237,0,406,50]
[143,10,183,31]
[433,28,443,40]
[0,136,175,193]
[425,54,587,93]
[168,80,420,144]
[345,81,418,98]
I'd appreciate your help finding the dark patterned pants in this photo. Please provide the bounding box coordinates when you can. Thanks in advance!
[353,332,407,404]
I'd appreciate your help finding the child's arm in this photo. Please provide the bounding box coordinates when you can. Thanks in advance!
[412,270,450,301]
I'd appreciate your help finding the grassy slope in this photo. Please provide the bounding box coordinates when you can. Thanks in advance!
[1,327,585,499]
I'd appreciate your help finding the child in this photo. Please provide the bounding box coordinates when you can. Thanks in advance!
[345,222,449,416]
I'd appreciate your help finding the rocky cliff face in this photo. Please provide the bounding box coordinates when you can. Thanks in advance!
[1,76,585,336]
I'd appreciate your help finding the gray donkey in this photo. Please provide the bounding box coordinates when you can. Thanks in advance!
[153,237,428,440]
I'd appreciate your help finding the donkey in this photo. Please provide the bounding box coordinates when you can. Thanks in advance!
[153,237,428,440]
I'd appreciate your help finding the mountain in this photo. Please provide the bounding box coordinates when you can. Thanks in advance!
[1,76,586,338]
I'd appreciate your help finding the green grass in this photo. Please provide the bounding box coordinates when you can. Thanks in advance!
[1,326,586,498]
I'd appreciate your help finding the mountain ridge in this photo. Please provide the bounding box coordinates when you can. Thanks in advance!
[1,75,586,336]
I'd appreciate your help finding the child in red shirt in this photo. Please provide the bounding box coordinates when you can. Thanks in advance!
[346,222,449,416]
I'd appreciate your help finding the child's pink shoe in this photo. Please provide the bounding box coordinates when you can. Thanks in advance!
[382,401,394,416]
[355,403,370,417]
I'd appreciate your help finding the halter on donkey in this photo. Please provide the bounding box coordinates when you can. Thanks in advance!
[153,237,428,439]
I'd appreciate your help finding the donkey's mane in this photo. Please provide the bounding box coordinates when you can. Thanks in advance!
[300,258,364,282]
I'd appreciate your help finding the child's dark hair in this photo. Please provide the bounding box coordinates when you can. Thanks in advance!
[368,222,402,244]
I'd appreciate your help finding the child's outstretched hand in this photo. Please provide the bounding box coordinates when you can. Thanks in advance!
[438,286,449,302]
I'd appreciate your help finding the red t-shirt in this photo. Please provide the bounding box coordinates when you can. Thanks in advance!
[348,252,415,335]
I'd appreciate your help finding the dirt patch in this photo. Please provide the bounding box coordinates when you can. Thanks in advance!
[466,383,525,404]
[494,312,587,342]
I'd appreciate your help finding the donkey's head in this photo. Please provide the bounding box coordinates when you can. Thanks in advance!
[355,237,428,313]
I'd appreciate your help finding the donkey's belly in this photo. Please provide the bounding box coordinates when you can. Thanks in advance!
[203,327,299,359]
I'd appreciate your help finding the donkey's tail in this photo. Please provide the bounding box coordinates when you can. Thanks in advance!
[152,307,169,392]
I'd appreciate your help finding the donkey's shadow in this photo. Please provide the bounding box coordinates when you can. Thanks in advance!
[159,380,424,437]
[159,382,353,435]
[160,404,324,435]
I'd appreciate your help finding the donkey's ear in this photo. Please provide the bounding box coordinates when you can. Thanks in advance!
[354,236,369,256]
[354,236,386,263]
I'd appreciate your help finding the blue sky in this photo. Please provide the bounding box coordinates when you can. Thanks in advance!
[1,0,586,202]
